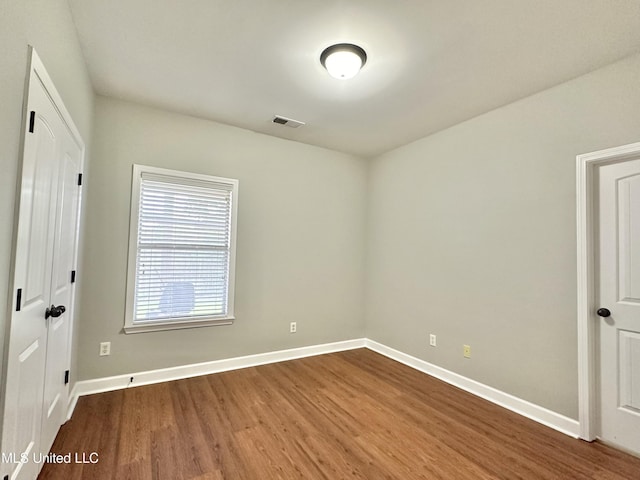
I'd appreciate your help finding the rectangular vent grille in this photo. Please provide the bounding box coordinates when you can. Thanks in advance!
[272,115,305,128]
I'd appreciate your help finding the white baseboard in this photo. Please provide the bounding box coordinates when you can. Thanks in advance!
[67,338,366,419]
[66,385,80,421]
[67,337,580,439]
[365,339,580,438]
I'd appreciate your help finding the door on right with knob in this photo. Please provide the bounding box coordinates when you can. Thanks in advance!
[596,156,640,455]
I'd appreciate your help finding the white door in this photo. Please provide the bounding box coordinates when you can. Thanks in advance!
[40,116,83,455]
[1,49,84,480]
[597,156,640,455]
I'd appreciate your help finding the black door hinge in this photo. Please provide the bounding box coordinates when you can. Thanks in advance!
[71,270,76,283]
[28,111,35,133]
[77,173,83,186]
[16,288,22,311]
[64,370,70,385]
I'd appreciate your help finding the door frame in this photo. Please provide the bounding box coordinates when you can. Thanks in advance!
[576,141,640,441]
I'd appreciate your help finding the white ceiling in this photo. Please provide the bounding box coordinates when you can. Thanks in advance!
[68,0,640,157]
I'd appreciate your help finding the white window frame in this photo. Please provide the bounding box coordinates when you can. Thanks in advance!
[124,164,239,333]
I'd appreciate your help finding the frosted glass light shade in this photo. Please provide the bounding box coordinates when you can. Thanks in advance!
[320,44,367,80]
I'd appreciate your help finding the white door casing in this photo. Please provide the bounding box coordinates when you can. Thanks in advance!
[596,158,640,454]
[577,141,640,453]
[1,48,84,480]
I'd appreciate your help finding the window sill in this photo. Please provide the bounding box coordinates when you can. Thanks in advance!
[124,316,234,334]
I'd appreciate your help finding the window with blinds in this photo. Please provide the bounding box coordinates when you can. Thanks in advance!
[125,165,238,333]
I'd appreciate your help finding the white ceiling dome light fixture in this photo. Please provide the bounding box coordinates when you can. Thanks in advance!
[320,43,367,80]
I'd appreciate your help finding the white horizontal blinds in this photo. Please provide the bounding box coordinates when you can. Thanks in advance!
[134,173,233,323]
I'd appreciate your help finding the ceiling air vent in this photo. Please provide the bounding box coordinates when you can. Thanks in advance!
[272,115,305,128]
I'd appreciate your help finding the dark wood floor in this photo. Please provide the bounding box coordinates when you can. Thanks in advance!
[39,348,640,479]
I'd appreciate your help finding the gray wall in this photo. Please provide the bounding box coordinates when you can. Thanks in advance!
[365,53,640,419]
[0,0,93,395]
[77,96,367,380]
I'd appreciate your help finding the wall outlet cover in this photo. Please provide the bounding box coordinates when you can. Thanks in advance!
[99,342,111,356]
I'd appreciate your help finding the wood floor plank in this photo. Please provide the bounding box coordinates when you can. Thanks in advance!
[118,386,152,465]
[147,382,177,431]
[39,349,640,479]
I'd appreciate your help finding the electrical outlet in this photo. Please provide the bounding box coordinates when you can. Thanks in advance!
[429,334,437,347]
[290,322,297,333]
[463,344,471,358]
[99,342,111,356]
